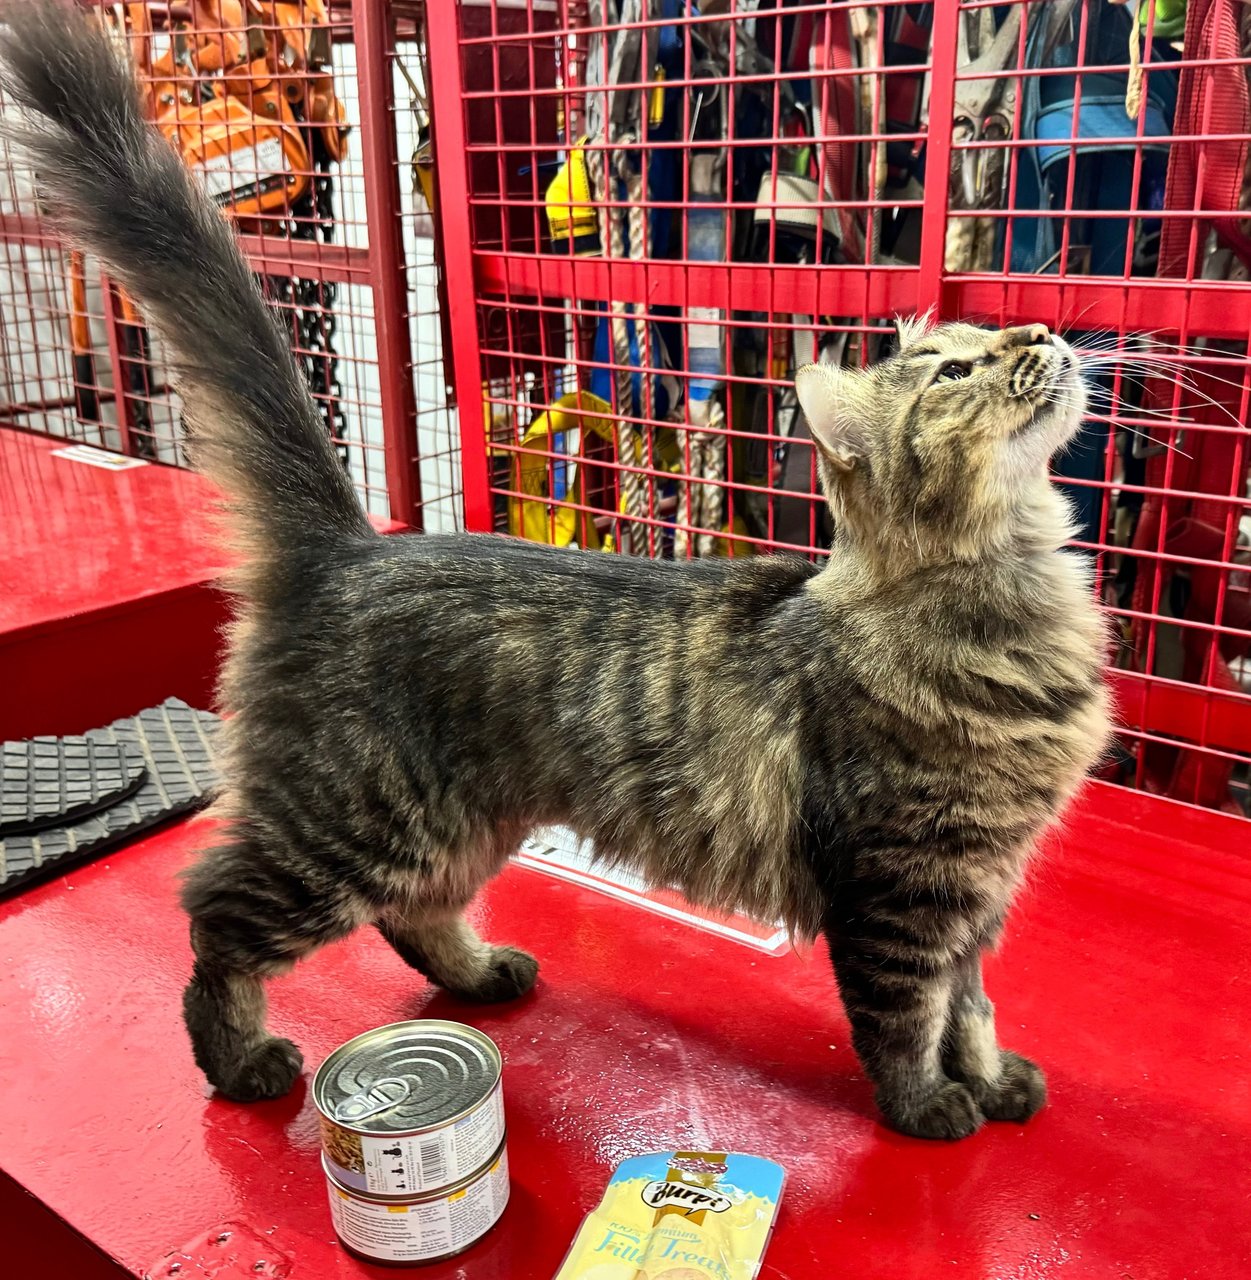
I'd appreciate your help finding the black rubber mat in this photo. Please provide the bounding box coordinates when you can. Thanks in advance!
[1,735,145,836]
[0,698,219,897]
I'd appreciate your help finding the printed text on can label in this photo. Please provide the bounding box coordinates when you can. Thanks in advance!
[327,1151,511,1264]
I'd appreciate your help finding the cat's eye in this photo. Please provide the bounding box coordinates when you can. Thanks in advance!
[934,361,971,384]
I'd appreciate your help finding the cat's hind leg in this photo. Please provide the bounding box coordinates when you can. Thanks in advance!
[181,835,366,1101]
[376,902,538,1003]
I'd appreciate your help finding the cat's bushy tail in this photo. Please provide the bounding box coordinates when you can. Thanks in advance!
[0,0,373,572]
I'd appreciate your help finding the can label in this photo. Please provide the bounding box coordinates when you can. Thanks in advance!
[327,1149,510,1264]
[321,1078,504,1196]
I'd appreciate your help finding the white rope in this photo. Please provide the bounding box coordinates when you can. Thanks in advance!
[696,397,725,557]
[588,143,645,554]
[675,397,726,558]
[674,415,702,559]
[586,1,658,555]
[621,156,655,555]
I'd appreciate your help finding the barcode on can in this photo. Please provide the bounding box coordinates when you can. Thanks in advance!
[419,1138,448,1187]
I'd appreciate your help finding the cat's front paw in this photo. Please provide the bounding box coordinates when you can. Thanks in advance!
[213,1036,304,1102]
[481,945,539,1000]
[978,1050,1047,1122]
[880,1079,984,1140]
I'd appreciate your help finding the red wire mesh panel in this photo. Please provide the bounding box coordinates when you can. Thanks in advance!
[431,0,931,558]
[0,0,456,528]
[942,0,1251,815]
[427,0,1251,816]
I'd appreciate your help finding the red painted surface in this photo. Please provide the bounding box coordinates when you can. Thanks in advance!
[0,426,229,738]
[0,781,1247,1280]
[0,427,404,740]
[0,428,226,640]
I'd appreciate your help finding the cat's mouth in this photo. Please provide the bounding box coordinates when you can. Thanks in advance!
[1010,347,1081,436]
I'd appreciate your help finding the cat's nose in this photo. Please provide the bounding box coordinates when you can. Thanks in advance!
[1004,323,1051,348]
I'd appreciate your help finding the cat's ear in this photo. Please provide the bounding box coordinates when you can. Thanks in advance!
[893,308,936,353]
[795,363,863,472]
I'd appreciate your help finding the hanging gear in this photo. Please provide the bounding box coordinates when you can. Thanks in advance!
[105,2,348,455]
[284,85,349,458]
[545,138,601,256]
[677,66,729,560]
[500,391,616,549]
[65,251,100,427]
[585,0,660,556]
[943,4,1028,272]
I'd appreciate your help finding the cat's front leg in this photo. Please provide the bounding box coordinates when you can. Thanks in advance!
[826,918,983,1140]
[942,946,1046,1123]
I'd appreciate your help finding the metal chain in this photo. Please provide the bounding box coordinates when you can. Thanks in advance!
[289,148,348,465]
[259,95,347,468]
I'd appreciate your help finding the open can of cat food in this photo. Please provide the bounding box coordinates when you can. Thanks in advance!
[324,1141,510,1265]
[313,1020,505,1198]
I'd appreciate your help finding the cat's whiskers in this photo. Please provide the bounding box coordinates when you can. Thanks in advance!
[1075,417,1193,460]
[1069,354,1195,458]
[1073,331,1251,424]
[1085,363,1239,432]
[1077,352,1245,431]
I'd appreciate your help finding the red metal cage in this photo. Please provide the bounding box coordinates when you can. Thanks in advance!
[2,0,1250,818]
[2,9,1251,1278]
[0,0,460,531]
[426,0,1251,817]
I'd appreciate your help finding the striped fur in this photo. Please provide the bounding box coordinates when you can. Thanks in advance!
[1,2,1110,1138]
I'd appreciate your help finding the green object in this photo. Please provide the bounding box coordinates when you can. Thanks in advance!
[1140,0,1186,41]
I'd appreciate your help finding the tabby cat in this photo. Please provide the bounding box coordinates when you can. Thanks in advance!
[1,1,1109,1140]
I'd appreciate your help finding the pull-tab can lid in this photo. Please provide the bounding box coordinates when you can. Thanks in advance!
[333,1076,411,1123]
[314,1020,502,1135]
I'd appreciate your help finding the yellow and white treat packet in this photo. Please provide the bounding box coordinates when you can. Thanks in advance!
[553,1150,785,1280]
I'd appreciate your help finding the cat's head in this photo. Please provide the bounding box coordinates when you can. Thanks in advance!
[795,316,1085,562]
